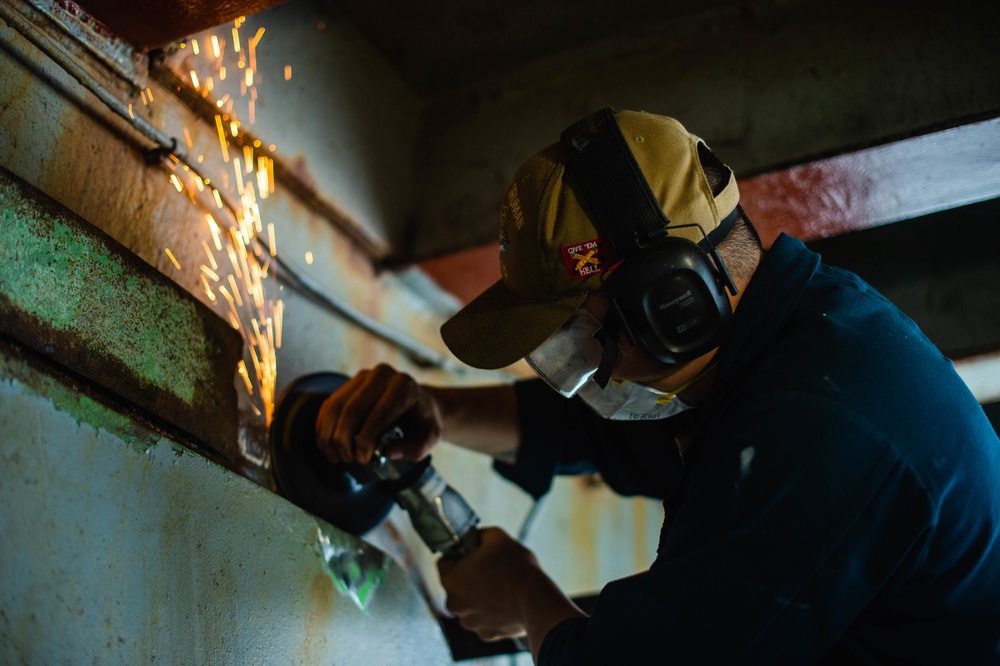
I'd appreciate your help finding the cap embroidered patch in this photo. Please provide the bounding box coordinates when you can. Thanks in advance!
[561,238,614,279]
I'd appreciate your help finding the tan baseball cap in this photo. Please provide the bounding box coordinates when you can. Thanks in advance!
[440,110,740,370]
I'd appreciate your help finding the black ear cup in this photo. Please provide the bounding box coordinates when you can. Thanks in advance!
[605,237,732,364]
[560,108,736,366]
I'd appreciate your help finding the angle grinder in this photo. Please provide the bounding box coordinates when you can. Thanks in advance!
[269,372,480,558]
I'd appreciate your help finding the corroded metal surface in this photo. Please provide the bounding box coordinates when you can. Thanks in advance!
[0,166,242,454]
[75,0,290,49]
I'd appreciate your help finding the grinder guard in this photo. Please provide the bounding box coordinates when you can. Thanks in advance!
[270,372,480,557]
[269,372,395,536]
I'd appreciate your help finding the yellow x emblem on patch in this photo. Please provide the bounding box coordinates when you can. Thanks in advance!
[572,249,600,272]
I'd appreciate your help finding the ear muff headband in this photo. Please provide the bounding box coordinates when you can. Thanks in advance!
[559,108,736,369]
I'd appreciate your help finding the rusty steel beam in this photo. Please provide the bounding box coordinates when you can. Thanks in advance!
[421,117,1000,303]
[739,116,1000,246]
[74,0,291,50]
[0,166,242,455]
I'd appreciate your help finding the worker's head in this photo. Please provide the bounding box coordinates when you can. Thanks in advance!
[441,109,759,395]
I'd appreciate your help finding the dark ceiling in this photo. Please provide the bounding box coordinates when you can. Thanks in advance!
[321,0,743,96]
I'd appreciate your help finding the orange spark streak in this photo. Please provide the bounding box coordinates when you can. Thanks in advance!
[250,26,265,48]
[274,300,284,348]
[205,213,223,251]
[228,274,243,306]
[202,240,218,270]
[164,248,181,270]
[214,115,229,162]
[233,158,245,194]
[200,265,220,282]
[237,360,253,394]
[201,274,216,302]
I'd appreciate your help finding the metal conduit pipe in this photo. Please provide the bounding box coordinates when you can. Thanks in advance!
[0,0,177,156]
[0,0,484,378]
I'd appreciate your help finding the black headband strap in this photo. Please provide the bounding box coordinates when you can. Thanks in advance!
[560,108,670,258]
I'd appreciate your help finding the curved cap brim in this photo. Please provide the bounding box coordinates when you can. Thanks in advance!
[440,279,588,370]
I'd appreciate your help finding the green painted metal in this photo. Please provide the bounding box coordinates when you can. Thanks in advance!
[0,165,242,453]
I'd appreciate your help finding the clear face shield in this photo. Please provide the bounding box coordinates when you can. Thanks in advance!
[524,309,606,397]
[525,308,701,421]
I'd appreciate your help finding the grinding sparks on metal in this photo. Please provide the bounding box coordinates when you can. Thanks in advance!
[156,20,285,428]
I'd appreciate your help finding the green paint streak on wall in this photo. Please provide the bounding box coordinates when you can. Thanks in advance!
[0,182,212,405]
[0,347,164,454]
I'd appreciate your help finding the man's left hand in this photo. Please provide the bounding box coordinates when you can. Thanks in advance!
[437,527,587,654]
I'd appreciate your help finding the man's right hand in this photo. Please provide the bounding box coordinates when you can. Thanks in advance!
[314,364,443,465]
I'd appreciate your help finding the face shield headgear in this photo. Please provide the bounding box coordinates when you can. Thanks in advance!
[523,309,606,397]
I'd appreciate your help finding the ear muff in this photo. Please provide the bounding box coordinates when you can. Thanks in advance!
[559,108,737,366]
[603,237,733,365]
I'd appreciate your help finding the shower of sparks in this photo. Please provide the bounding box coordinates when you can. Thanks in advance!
[158,20,284,430]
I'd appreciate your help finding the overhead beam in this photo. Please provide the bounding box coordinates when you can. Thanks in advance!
[408,0,1000,261]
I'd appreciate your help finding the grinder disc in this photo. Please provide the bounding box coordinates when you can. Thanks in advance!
[269,372,395,535]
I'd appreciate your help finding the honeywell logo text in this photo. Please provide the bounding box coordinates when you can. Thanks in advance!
[658,290,694,311]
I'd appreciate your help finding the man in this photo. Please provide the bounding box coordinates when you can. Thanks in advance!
[315,110,1000,663]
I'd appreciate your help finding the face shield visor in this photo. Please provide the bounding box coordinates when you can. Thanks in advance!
[524,309,607,397]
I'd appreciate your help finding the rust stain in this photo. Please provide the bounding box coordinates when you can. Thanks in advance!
[301,572,335,661]
[570,475,601,587]
[632,499,651,574]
